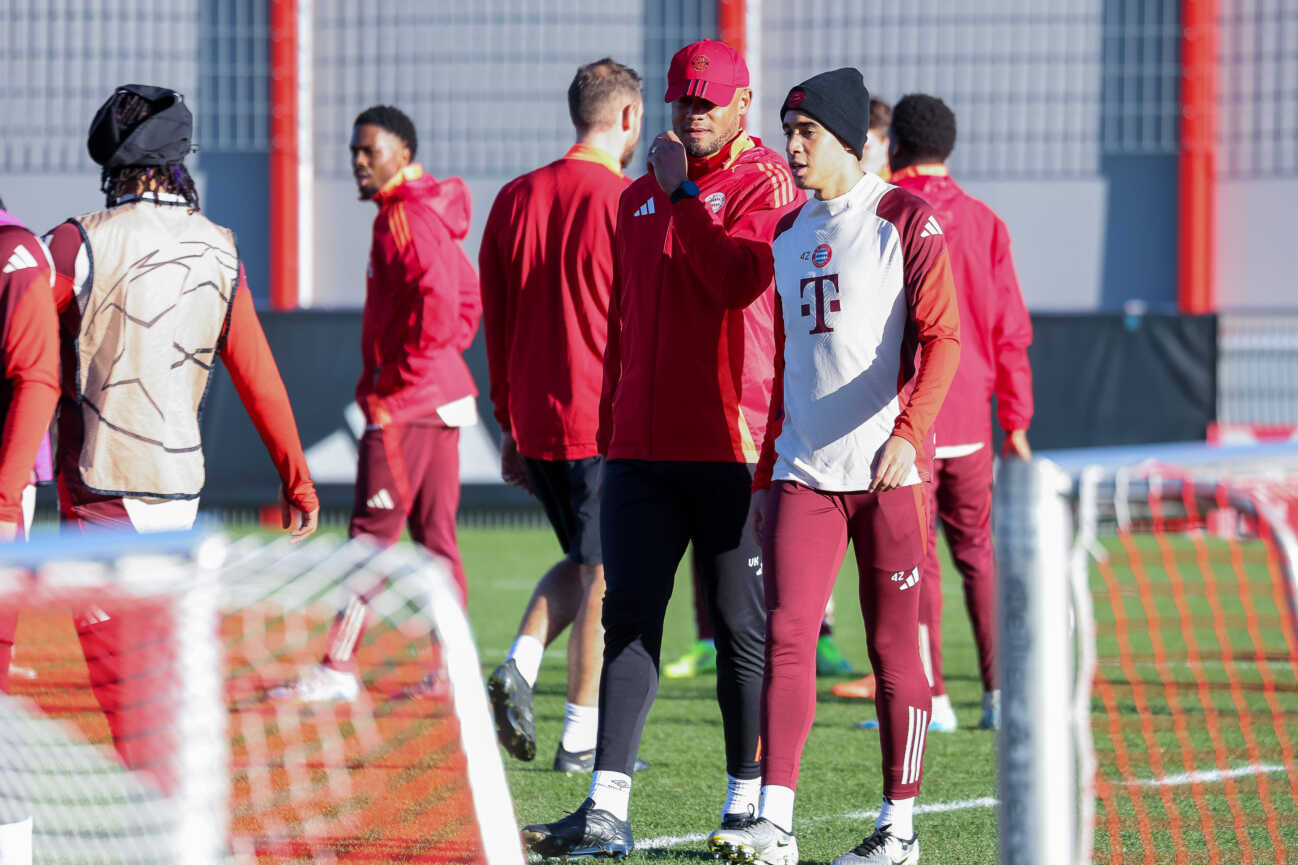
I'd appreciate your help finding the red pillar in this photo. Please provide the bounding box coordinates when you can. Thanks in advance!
[1178,0,1217,314]
[719,0,748,129]
[718,0,745,57]
[269,0,299,310]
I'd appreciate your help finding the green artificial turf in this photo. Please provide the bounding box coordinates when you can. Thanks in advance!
[459,526,1000,864]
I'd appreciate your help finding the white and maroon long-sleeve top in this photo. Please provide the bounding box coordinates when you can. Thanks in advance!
[754,171,961,492]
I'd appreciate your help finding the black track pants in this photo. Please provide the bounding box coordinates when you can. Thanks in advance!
[594,459,766,779]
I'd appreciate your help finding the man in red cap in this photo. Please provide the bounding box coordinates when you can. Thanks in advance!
[522,39,802,860]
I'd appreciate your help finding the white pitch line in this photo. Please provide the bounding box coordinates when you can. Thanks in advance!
[637,830,711,851]
[629,763,1292,852]
[840,796,1000,822]
[1127,762,1288,787]
[636,795,998,851]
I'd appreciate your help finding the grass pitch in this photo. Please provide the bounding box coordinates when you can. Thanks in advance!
[459,526,1000,864]
[462,526,1298,864]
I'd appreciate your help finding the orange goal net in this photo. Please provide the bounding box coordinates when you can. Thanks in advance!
[996,443,1298,865]
[0,532,523,865]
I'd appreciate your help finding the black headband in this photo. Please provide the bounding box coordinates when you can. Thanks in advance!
[88,84,193,168]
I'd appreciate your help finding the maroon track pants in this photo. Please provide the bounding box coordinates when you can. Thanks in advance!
[323,420,465,671]
[760,481,932,799]
[919,447,996,695]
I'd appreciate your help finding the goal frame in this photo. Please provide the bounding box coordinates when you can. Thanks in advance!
[995,441,1298,865]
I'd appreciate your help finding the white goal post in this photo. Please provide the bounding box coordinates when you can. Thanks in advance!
[996,442,1298,865]
[0,529,525,865]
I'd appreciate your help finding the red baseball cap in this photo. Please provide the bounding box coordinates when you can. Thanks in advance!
[663,39,749,105]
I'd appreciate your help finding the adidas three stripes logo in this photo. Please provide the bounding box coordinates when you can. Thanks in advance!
[3,245,38,274]
[366,488,395,510]
[919,215,943,238]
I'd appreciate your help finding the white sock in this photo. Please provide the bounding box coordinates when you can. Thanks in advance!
[931,693,953,719]
[589,770,632,821]
[983,689,1000,712]
[758,785,795,832]
[560,702,598,753]
[320,666,355,683]
[722,774,761,820]
[507,635,543,688]
[877,795,915,839]
[0,816,32,865]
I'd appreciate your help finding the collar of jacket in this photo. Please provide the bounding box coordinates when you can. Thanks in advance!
[373,163,425,205]
[890,163,950,182]
[686,130,756,181]
[565,143,624,177]
[112,190,189,207]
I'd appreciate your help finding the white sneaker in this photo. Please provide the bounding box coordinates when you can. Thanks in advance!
[929,697,958,733]
[270,665,360,703]
[708,817,798,864]
[831,825,919,865]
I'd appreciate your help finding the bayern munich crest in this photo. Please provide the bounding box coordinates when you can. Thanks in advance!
[705,192,727,213]
[812,243,832,267]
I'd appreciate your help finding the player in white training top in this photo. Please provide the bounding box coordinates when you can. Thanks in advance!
[708,68,960,865]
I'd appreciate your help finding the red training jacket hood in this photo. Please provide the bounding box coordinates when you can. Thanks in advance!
[376,171,472,241]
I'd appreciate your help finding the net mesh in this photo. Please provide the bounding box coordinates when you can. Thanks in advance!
[1073,455,1298,863]
[0,533,521,865]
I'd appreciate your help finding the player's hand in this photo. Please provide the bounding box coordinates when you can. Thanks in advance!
[1002,428,1032,460]
[749,488,769,544]
[869,436,916,493]
[0,522,17,544]
[365,395,391,428]
[280,485,320,543]
[500,431,531,493]
[648,131,688,195]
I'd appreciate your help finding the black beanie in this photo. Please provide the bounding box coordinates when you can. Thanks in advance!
[779,68,870,158]
[88,85,193,168]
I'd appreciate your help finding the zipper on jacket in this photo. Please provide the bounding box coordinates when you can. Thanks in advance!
[645,203,663,461]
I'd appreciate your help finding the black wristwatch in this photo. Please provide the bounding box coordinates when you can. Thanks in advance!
[670,180,700,204]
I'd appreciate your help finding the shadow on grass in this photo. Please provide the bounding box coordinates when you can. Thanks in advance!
[638,845,836,865]
[640,855,833,865]
[636,850,716,862]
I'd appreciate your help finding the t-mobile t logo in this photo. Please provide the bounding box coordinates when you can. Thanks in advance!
[799,274,840,334]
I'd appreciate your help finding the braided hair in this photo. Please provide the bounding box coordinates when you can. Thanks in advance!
[100,90,201,210]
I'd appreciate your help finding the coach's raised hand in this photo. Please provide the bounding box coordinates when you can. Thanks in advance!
[647,131,687,194]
